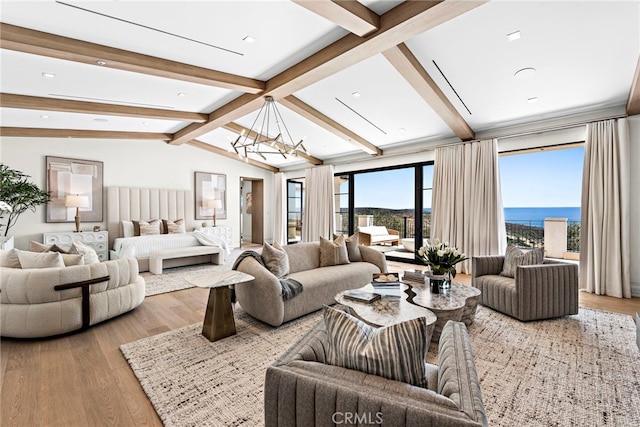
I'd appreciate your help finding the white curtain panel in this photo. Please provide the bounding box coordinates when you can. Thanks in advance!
[432,139,506,274]
[302,165,335,242]
[273,172,287,245]
[580,118,631,298]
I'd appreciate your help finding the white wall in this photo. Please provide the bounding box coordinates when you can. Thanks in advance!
[628,115,640,297]
[0,137,275,250]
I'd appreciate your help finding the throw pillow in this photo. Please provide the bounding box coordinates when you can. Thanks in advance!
[262,241,289,278]
[135,219,160,236]
[163,219,186,234]
[69,241,100,264]
[334,233,362,262]
[29,241,68,253]
[323,305,428,388]
[15,249,65,269]
[61,253,85,266]
[0,249,22,268]
[121,220,135,238]
[320,235,350,267]
[500,244,544,278]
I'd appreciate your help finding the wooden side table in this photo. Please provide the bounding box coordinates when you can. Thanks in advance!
[188,271,254,342]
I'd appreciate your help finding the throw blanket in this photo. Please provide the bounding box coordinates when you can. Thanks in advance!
[192,230,231,255]
[232,251,303,301]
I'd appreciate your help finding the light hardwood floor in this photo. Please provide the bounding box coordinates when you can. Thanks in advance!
[2,258,638,427]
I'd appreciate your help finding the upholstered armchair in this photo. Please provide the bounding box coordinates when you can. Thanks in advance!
[472,255,579,321]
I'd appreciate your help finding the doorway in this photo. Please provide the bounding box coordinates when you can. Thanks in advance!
[240,177,264,247]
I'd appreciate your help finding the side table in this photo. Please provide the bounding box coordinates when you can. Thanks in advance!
[188,271,254,342]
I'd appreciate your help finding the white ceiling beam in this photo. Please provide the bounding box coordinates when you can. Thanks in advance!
[627,55,640,116]
[292,0,380,37]
[383,43,475,141]
[186,139,280,173]
[0,93,209,123]
[279,96,382,156]
[0,23,265,94]
[169,0,487,146]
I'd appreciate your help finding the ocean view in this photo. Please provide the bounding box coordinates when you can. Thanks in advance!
[504,207,581,225]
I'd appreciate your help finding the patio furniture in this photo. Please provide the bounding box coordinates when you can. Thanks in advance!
[357,226,400,246]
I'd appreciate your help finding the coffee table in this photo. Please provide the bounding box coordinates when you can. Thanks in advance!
[188,270,254,342]
[404,281,481,342]
[335,284,437,343]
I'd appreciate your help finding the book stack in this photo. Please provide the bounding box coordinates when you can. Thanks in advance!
[403,268,428,284]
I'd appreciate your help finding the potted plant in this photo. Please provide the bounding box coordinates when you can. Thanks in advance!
[0,164,50,246]
[417,238,467,294]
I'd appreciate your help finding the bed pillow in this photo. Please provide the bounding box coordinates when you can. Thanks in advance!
[262,241,289,278]
[121,220,135,238]
[323,305,428,388]
[320,235,350,267]
[163,219,186,234]
[69,241,100,264]
[0,249,22,268]
[500,244,544,278]
[15,249,65,269]
[134,219,161,236]
[334,233,362,262]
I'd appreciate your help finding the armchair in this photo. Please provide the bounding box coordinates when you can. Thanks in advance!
[472,255,578,321]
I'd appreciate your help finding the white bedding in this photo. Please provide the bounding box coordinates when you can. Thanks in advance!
[112,232,229,260]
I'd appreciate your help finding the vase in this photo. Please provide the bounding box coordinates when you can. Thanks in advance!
[425,272,447,294]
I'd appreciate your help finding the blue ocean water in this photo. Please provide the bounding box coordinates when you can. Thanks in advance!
[504,207,580,226]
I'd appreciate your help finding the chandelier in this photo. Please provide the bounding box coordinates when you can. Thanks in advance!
[230,96,308,160]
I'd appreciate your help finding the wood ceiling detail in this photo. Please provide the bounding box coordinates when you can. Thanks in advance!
[0,93,208,123]
[222,122,323,165]
[186,139,279,173]
[0,23,265,94]
[169,0,488,146]
[0,127,171,140]
[627,55,640,116]
[292,0,380,37]
[279,95,382,156]
[383,43,475,141]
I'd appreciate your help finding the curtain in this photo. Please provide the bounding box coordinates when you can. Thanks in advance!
[302,165,335,242]
[273,172,287,245]
[580,118,630,298]
[431,139,506,274]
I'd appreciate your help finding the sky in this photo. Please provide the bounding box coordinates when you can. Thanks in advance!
[353,146,584,209]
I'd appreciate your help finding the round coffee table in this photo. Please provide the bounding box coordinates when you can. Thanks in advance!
[335,284,437,343]
[404,281,481,342]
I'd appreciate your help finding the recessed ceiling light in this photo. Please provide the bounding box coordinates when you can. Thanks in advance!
[242,36,256,43]
[41,72,56,78]
[352,91,361,98]
[94,118,108,122]
[514,67,536,79]
[507,31,521,42]
[40,114,49,119]
[96,60,107,66]
[397,127,407,132]
[527,97,539,103]
[177,92,187,97]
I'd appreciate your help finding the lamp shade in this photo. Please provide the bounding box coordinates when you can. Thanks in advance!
[65,195,90,208]
[206,199,223,209]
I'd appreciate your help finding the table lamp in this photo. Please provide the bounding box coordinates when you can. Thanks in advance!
[206,199,222,227]
[65,195,90,232]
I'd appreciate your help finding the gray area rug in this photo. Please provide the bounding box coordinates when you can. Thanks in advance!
[121,306,639,427]
[142,248,247,296]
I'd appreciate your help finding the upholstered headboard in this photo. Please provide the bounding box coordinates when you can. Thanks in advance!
[107,187,194,248]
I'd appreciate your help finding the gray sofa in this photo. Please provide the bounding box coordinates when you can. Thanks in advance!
[235,242,386,327]
[472,255,579,321]
[265,319,488,426]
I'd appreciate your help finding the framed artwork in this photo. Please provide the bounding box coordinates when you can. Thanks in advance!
[46,156,104,223]
[195,171,227,221]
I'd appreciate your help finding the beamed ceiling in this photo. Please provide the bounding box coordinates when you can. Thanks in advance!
[1,0,639,173]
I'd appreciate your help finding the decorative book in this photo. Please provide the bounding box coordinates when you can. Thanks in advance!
[372,273,401,287]
[403,268,428,283]
[343,290,381,303]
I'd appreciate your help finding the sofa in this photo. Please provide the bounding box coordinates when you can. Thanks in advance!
[1,257,145,338]
[357,226,400,246]
[265,319,488,426]
[234,241,387,327]
[472,255,579,321]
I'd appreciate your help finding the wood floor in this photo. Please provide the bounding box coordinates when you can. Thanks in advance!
[2,259,638,427]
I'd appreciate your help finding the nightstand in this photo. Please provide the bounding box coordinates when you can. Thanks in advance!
[43,231,109,261]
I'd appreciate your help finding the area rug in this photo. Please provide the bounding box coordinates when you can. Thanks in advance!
[121,307,640,427]
[142,247,246,296]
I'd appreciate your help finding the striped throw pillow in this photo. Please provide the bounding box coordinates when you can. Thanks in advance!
[500,244,544,278]
[323,305,428,388]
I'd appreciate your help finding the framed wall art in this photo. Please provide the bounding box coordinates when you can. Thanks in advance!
[194,171,227,221]
[46,156,104,223]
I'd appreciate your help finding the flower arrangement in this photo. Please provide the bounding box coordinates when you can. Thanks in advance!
[417,238,467,278]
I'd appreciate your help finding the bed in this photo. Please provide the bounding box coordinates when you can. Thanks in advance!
[107,187,232,272]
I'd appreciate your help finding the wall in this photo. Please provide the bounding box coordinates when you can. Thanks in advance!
[0,137,275,250]
[628,115,640,297]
